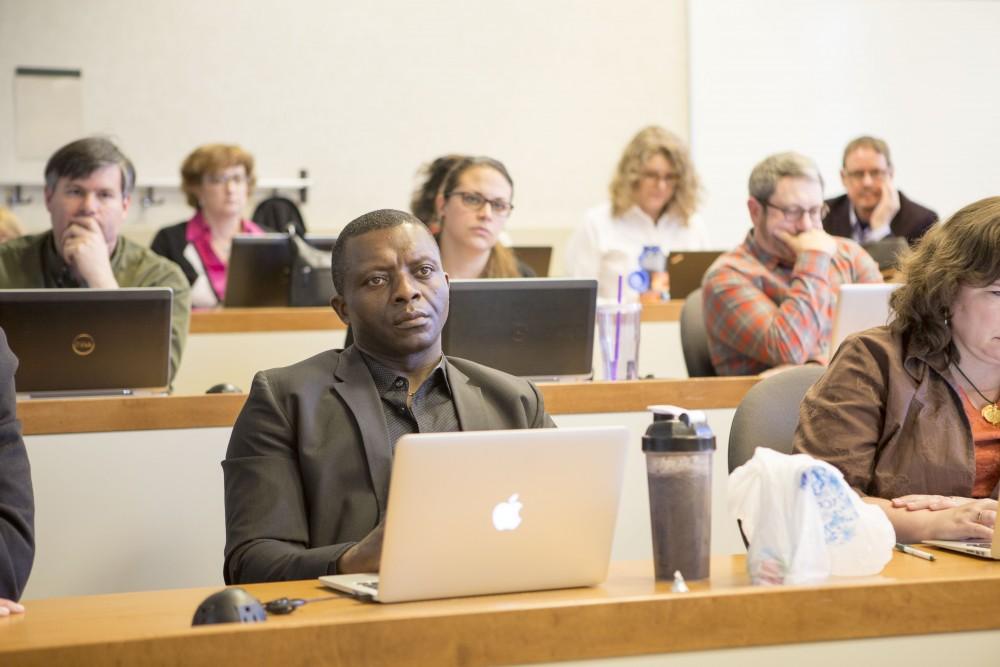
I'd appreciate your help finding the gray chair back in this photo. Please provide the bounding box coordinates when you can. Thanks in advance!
[727,365,826,473]
[680,287,716,377]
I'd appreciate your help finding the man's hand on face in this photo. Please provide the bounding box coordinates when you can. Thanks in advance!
[335,522,385,574]
[60,218,118,288]
[868,175,900,232]
[774,228,837,258]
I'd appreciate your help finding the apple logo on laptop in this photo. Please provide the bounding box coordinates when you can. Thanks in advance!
[492,494,523,531]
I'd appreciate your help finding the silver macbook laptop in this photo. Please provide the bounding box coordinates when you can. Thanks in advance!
[320,426,628,603]
[0,288,172,396]
[830,283,901,353]
[923,533,1000,560]
[441,278,598,381]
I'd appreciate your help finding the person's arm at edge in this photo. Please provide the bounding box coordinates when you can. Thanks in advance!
[0,330,34,605]
[163,265,191,384]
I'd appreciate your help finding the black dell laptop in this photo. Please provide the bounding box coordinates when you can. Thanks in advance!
[223,234,293,307]
[441,279,597,381]
[0,288,172,396]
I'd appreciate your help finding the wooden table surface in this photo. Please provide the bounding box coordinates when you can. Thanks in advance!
[189,301,684,333]
[16,376,757,435]
[2,552,999,666]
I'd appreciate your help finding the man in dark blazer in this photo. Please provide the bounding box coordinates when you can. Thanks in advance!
[823,136,937,247]
[0,327,34,610]
[223,209,554,584]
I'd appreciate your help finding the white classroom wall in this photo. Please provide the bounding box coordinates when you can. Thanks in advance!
[0,0,690,271]
[4,1,997,264]
[689,0,1000,245]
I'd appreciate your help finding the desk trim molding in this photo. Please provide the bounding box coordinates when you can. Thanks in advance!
[18,377,757,436]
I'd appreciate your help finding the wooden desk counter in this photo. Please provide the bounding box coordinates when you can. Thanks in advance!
[189,301,683,334]
[17,376,758,436]
[3,553,999,666]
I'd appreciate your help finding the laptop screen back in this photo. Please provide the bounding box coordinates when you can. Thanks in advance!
[831,283,901,353]
[224,234,292,307]
[441,278,597,380]
[0,288,172,393]
[511,246,553,277]
[667,251,723,300]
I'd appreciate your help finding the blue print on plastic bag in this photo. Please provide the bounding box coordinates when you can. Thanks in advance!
[800,466,859,544]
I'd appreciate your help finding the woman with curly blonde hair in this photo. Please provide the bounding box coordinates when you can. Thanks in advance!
[794,196,1000,544]
[565,126,708,300]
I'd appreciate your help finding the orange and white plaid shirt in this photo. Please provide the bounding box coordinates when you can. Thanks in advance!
[702,231,882,376]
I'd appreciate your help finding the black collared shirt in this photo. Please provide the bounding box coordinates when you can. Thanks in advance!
[360,351,460,449]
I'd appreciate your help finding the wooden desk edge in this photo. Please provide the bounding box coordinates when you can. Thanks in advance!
[189,301,683,334]
[5,556,1000,666]
[18,377,759,435]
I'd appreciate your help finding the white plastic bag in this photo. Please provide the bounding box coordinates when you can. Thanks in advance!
[729,447,895,585]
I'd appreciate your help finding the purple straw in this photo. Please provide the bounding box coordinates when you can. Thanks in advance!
[611,275,623,380]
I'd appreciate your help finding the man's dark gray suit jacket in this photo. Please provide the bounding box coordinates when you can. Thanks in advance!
[223,345,554,584]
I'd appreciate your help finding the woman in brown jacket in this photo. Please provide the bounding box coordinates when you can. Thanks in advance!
[794,197,1000,543]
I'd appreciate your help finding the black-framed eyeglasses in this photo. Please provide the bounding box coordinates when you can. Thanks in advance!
[446,191,513,217]
[762,200,829,223]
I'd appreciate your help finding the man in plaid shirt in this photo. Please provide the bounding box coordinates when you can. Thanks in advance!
[703,152,882,376]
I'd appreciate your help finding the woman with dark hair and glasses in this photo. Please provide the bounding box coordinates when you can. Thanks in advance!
[794,197,1000,543]
[431,156,533,279]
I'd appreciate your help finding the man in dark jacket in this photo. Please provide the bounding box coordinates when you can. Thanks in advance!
[823,136,937,247]
[0,327,34,611]
[223,210,553,584]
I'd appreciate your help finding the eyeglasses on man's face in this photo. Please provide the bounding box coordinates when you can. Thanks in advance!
[447,191,513,216]
[844,168,888,183]
[762,200,829,223]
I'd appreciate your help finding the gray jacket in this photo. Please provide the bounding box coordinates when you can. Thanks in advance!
[223,345,553,584]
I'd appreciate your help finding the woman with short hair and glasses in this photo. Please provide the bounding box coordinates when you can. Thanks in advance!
[151,144,265,307]
[565,126,709,300]
[794,197,1000,542]
[432,156,533,279]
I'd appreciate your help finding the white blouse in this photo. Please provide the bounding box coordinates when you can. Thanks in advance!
[564,202,711,301]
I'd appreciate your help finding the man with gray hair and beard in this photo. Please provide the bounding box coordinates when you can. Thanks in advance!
[702,152,882,376]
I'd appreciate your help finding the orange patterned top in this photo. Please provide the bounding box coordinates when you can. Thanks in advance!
[958,387,1000,498]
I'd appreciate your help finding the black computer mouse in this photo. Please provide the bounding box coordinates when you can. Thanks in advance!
[191,587,267,625]
[205,383,242,394]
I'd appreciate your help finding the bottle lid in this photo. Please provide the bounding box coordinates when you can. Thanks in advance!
[642,405,716,453]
